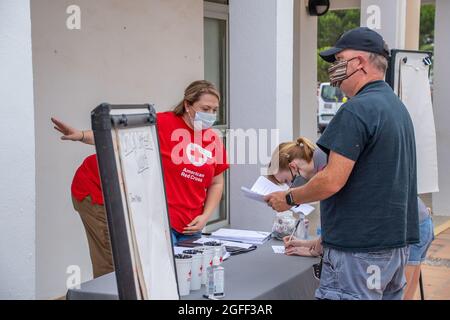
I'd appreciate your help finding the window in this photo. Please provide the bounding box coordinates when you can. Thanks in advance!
[321,85,345,103]
[204,1,229,231]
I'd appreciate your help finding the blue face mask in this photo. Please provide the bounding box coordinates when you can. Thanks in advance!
[188,108,217,130]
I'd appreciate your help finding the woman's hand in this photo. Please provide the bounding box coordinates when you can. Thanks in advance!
[51,117,83,141]
[184,173,224,235]
[183,214,208,235]
[283,236,323,257]
[285,246,318,257]
[51,118,95,145]
[283,236,316,249]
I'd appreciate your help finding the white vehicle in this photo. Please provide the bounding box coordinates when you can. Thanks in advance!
[317,83,347,133]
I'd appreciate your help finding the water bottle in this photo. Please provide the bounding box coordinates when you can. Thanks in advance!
[295,214,308,240]
[304,218,310,240]
[205,255,225,299]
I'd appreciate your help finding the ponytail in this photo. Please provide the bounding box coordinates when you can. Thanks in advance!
[295,137,316,163]
[269,137,316,174]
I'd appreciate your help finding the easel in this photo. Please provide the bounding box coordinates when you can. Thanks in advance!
[91,103,179,300]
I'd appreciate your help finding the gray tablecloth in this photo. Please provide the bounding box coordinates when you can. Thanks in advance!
[66,239,320,300]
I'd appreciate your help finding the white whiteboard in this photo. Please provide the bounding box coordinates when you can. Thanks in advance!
[112,114,178,299]
[391,51,439,194]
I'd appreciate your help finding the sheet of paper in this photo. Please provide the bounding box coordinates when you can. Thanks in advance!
[242,177,316,216]
[251,176,289,195]
[212,228,271,240]
[193,237,254,249]
[290,204,315,216]
[241,176,289,203]
[241,186,266,203]
[272,246,286,254]
[117,125,178,299]
[211,228,272,245]
[400,59,439,194]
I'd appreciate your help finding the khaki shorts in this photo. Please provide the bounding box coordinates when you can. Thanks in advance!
[72,195,114,278]
[316,246,408,300]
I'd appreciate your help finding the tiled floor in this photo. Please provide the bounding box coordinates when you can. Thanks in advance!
[417,228,450,300]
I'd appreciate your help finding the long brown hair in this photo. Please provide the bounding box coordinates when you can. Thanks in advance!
[173,80,221,116]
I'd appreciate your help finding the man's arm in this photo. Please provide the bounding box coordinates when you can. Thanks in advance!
[291,151,356,204]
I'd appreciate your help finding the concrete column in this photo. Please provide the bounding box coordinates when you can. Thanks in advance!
[229,0,294,230]
[293,0,318,141]
[361,0,407,50]
[432,0,450,216]
[405,0,421,50]
[0,0,36,299]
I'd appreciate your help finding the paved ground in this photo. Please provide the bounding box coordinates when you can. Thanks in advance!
[416,228,450,300]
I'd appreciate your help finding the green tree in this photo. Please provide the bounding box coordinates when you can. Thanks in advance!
[419,4,435,53]
[316,5,436,81]
[317,47,331,83]
[317,9,360,83]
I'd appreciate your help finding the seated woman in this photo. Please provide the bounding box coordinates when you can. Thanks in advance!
[266,137,326,257]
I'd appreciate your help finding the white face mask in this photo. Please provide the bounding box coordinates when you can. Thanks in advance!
[188,107,217,130]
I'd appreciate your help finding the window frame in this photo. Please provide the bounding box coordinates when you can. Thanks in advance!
[203,1,230,232]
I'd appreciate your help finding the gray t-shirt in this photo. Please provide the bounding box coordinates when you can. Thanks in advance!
[291,148,328,188]
[313,148,328,174]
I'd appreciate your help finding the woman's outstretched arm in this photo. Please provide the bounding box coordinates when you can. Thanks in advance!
[51,117,95,145]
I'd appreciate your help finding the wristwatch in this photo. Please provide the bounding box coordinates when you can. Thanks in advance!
[285,189,298,206]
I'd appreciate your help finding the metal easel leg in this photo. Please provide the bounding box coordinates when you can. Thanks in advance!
[419,270,425,300]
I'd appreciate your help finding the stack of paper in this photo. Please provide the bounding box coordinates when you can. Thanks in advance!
[193,238,254,249]
[211,228,272,245]
[241,176,289,203]
[241,176,316,216]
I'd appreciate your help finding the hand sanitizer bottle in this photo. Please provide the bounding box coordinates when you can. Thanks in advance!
[205,255,225,299]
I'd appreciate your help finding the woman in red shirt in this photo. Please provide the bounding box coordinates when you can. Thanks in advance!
[53,80,229,277]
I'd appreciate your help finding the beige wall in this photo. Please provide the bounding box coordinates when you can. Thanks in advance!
[432,0,450,216]
[31,0,204,299]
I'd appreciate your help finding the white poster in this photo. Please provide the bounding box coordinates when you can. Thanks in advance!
[400,55,439,194]
[116,125,178,300]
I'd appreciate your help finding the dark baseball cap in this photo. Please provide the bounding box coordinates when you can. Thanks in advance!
[319,27,390,63]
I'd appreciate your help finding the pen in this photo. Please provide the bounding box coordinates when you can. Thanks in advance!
[288,219,302,243]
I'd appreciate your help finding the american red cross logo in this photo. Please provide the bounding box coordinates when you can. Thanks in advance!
[190,146,204,163]
[186,143,212,167]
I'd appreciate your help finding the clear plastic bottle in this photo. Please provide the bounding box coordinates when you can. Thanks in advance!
[295,214,308,240]
[205,255,225,299]
[316,227,322,237]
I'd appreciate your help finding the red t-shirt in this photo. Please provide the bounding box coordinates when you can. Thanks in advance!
[158,112,229,232]
[71,154,104,205]
[71,111,229,233]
